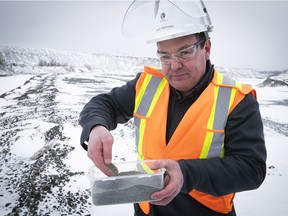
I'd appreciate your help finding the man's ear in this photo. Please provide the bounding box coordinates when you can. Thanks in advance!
[204,39,211,60]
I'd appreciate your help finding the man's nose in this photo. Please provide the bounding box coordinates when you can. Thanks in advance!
[170,58,183,70]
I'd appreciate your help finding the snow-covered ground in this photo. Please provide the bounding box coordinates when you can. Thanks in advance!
[0,47,287,215]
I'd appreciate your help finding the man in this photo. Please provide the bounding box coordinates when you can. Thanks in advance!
[79,0,266,215]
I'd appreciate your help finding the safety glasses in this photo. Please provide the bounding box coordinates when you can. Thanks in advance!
[157,39,204,65]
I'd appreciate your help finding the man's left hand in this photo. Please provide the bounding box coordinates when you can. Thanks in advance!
[150,159,184,206]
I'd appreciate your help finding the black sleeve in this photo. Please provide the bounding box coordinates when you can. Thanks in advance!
[178,93,267,196]
[78,73,141,150]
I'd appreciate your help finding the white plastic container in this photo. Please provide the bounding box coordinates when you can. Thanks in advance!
[88,160,165,205]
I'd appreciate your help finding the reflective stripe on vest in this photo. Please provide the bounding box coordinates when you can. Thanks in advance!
[134,73,167,160]
[200,73,238,158]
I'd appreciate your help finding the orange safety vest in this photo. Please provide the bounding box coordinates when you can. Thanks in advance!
[133,66,256,214]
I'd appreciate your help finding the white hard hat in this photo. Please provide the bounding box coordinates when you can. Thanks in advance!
[148,0,213,43]
[122,0,213,43]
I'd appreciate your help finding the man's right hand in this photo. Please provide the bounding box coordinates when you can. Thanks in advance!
[87,125,115,176]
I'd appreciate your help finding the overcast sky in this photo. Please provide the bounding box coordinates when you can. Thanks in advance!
[0,0,287,71]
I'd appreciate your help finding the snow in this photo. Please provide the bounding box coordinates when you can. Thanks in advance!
[0,74,33,95]
[0,47,287,216]
[235,126,288,215]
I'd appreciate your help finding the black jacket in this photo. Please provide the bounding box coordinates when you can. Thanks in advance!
[79,61,266,216]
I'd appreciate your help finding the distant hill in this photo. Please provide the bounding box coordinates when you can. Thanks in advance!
[1,46,287,86]
[0,46,160,76]
[258,75,288,87]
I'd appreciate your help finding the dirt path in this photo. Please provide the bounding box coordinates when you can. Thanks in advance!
[0,72,91,215]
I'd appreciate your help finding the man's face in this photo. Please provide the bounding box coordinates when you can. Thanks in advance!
[157,35,211,96]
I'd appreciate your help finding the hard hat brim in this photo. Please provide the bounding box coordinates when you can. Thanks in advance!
[147,27,211,44]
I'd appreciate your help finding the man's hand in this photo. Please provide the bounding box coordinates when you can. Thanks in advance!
[150,160,184,205]
[87,125,115,176]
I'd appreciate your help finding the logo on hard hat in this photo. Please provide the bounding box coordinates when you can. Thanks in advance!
[159,12,168,23]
